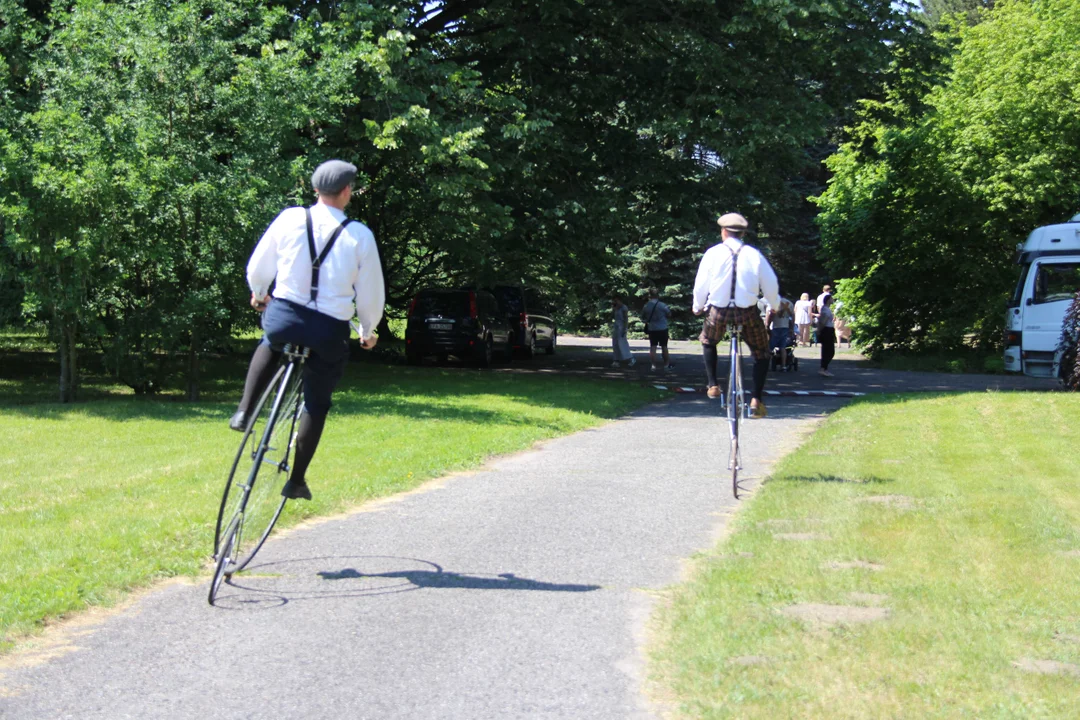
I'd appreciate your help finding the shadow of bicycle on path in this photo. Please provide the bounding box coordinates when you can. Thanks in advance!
[211,554,600,611]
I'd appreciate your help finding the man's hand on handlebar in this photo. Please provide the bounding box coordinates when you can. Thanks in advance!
[251,293,270,312]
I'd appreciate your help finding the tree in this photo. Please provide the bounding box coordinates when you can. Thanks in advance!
[817,0,1080,355]
[921,0,994,26]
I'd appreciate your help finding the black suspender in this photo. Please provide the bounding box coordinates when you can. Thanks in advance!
[304,207,355,306]
[726,244,743,308]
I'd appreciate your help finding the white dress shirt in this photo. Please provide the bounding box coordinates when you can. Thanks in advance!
[247,203,385,338]
[692,238,780,313]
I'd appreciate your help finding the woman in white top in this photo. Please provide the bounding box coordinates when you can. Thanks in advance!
[794,292,813,346]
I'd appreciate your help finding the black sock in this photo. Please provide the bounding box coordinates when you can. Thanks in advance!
[752,358,769,400]
[237,343,280,416]
[703,344,718,387]
[290,412,326,485]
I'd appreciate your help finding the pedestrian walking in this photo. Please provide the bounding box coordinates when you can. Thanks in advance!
[817,284,833,311]
[818,294,837,377]
[794,292,813,346]
[765,294,794,370]
[641,288,674,372]
[611,295,635,368]
[692,212,779,419]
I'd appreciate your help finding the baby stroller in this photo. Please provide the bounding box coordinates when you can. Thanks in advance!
[771,330,798,372]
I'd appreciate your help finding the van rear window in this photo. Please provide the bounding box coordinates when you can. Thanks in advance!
[415,292,470,316]
[494,288,524,312]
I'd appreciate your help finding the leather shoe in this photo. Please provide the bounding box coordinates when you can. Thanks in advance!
[281,478,312,501]
[228,410,248,432]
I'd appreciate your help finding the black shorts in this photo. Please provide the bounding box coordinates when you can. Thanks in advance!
[260,298,350,417]
[647,329,669,349]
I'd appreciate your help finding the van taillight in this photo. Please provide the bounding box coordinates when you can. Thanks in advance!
[407,296,418,317]
[1005,330,1022,347]
[519,311,528,327]
[469,292,478,319]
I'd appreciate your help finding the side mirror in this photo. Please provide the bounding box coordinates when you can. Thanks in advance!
[1026,297,1034,306]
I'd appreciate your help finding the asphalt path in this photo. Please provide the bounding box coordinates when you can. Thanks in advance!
[506,336,1055,396]
[0,339,1054,719]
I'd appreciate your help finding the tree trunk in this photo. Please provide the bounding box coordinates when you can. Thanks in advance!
[58,317,77,403]
[186,329,200,401]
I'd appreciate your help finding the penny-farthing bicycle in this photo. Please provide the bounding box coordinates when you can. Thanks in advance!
[209,343,308,605]
[724,321,750,499]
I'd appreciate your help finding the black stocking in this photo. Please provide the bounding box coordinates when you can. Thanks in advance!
[237,343,280,415]
[703,343,718,388]
[290,411,326,484]
[752,357,769,400]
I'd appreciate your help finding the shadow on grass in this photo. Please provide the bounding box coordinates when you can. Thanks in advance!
[771,473,895,485]
[0,352,659,426]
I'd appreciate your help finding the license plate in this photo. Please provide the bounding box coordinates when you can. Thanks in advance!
[428,323,452,330]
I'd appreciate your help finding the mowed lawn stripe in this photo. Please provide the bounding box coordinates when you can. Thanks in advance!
[0,363,662,651]
[653,392,1080,719]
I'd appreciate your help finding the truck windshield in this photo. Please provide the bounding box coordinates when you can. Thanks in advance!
[1033,263,1080,304]
[1010,263,1030,307]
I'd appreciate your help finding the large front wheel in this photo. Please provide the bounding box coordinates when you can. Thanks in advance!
[728,337,744,499]
[208,516,239,606]
[214,362,302,574]
[214,365,286,557]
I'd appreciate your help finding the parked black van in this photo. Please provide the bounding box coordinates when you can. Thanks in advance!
[490,285,557,357]
[405,288,513,367]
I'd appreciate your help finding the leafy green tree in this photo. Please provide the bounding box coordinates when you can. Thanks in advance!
[818,0,1080,355]
[0,0,47,329]
[409,0,924,333]
[11,0,369,397]
[2,0,939,400]
[922,0,994,26]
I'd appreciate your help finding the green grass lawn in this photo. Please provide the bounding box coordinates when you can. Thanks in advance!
[653,392,1080,718]
[0,354,662,652]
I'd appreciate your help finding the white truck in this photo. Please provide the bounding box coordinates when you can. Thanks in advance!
[1004,214,1080,377]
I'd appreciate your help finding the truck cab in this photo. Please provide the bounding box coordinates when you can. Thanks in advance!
[1004,214,1080,377]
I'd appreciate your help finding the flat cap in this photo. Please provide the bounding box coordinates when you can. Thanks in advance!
[311,159,357,194]
[717,212,749,230]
